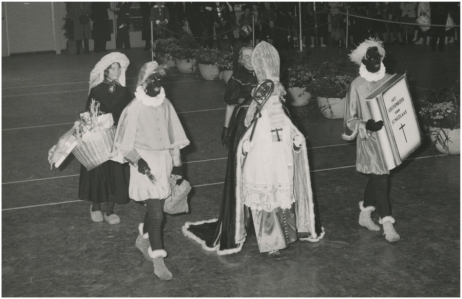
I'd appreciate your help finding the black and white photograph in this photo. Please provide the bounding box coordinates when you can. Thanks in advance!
[2,1,460,297]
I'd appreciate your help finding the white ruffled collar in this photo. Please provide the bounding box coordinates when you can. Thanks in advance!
[135,86,165,107]
[359,62,386,82]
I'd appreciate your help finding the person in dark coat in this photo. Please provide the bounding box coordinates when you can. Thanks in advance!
[214,2,236,49]
[430,2,449,51]
[221,43,258,147]
[69,2,92,54]
[80,52,132,224]
[140,2,155,50]
[91,2,111,53]
[150,2,170,40]
[164,2,181,38]
[198,3,215,48]
[114,2,131,49]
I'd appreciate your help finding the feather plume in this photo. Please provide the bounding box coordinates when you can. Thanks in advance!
[349,38,386,66]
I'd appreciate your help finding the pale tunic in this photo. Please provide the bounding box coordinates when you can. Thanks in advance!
[115,91,189,202]
[129,149,173,201]
[241,96,295,212]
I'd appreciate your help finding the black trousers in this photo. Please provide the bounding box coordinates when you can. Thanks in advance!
[431,26,446,51]
[93,39,107,52]
[116,29,131,49]
[364,174,391,218]
[142,198,165,250]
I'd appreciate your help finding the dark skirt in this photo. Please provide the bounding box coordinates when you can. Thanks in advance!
[78,160,130,204]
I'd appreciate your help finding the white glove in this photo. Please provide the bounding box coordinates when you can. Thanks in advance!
[242,140,253,154]
[293,135,303,148]
[156,20,161,25]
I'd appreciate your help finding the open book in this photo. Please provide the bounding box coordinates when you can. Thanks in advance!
[366,73,422,170]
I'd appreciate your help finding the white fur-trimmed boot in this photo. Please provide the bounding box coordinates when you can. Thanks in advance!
[135,223,152,261]
[380,216,400,242]
[149,248,172,280]
[358,201,380,231]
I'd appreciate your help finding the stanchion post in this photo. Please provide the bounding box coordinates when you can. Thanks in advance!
[150,21,154,61]
[314,3,318,47]
[252,14,255,47]
[346,9,349,49]
[299,2,303,52]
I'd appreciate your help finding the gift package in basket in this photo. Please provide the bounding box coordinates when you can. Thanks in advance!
[48,99,118,171]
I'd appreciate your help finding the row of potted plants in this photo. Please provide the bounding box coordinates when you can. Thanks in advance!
[152,38,459,155]
[152,38,353,119]
[283,59,354,119]
[152,36,233,81]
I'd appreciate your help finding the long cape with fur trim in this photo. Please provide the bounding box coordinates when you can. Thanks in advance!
[183,98,324,255]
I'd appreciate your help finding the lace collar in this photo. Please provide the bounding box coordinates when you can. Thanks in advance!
[135,86,165,107]
[359,62,386,82]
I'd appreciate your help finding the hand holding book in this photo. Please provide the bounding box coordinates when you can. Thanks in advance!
[366,119,384,132]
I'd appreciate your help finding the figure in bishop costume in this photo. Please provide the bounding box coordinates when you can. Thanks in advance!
[183,41,324,257]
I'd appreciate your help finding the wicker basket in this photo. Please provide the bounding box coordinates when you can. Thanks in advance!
[72,126,117,171]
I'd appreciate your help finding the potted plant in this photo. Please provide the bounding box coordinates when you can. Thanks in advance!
[285,63,315,107]
[152,38,179,68]
[195,48,221,80]
[171,35,200,74]
[418,84,460,154]
[217,51,233,83]
[308,62,353,120]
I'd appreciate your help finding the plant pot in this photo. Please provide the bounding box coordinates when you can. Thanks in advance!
[317,97,344,119]
[198,63,220,80]
[429,127,460,155]
[287,87,311,107]
[175,58,197,74]
[222,70,233,84]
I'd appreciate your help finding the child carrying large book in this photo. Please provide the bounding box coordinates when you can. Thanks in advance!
[342,38,400,243]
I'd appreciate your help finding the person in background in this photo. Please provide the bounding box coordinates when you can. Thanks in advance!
[329,2,345,47]
[303,2,317,48]
[214,2,236,50]
[316,2,329,48]
[221,44,258,148]
[114,2,131,49]
[251,3,262,44]
[368,3,388,44]
[150,2,170,40]
[164,2,180,38]
[430,2,449,51]
[400,2,417,44]
[387,2,404,45]
[260,2,277,44]
[140,2,155,50]
[69,2,92,54]
[91,2,111,53]
[80,52,132,224]
[445,2,458,45]
[238,5,253,44]
[415,2,431,45]
[199,4,215,49]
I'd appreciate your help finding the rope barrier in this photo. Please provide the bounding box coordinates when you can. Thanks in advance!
[150,10,459,41]
[337,10,460,28]
[151,21,240,40]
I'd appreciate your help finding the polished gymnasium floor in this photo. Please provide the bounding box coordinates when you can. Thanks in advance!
[2,43,460,297]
